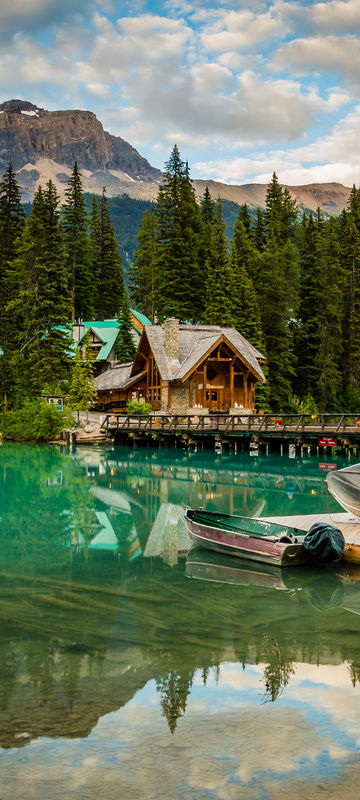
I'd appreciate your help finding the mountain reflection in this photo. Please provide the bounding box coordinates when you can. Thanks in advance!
[0,443,360,746]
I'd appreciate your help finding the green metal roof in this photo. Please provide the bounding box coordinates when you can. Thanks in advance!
[130,309,151,326]
[83,319,118,329]
[80,325,119,361]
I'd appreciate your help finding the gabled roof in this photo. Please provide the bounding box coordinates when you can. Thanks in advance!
[81,326,118,361]
[96,362,133,390]
[145,326,174,381]
[97,322,266,390]
[130,309,151,327]
[139,324,266,383]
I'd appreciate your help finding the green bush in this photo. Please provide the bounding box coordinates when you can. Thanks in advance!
[288,393,319,414]
[0,399,74,442]
[126,399,152,416]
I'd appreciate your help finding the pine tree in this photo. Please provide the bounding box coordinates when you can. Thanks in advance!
[0,162,25,405]
[294,214,324,399]
[155,146,202,321]
[253,207,266,252]
[197,188,216,319]
[0,162,25,268]
[230,217,263,348]
[115,289,136,362]
[90,193,101,301]
[238,203,252,238]
[129,209,157,321]
[95,189,124,319]
[265,172,297,243]
[317,217,344,409]
[202,199,233,325]
[68,331,97,419]
[258,236,295,410]
[62,162,93,321]
[8,181,72,397]
[341,213,360,408]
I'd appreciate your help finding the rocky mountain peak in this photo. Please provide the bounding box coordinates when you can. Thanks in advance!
[0,99,44,116]
[0,99,162,201]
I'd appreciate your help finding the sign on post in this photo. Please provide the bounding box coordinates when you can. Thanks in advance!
[318,437,337,447]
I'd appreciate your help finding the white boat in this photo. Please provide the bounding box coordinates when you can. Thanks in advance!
[326,464,360,563]
[326,464,360,519]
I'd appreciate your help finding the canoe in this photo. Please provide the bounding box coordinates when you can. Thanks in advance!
[326,464,360,563]
[184,507,308,567]
[326,464,360,519]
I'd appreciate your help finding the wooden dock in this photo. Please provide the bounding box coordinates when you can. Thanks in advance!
[262,512,360,543]
[101,412,360,440]
[100,411,360,453]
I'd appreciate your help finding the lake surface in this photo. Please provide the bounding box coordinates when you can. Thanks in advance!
[1,443,360,799]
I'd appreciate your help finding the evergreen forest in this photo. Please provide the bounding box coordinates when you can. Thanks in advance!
[131,145,360,413]
[1,146,360,414]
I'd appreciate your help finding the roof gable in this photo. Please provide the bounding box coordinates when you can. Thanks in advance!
[174,331,265,383]
[133,323,265,384]
[81,326,119,361]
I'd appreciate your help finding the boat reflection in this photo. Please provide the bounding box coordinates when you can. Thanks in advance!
[186,546,350,613]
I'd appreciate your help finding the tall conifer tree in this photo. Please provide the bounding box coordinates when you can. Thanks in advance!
[230,217,263,348]
[62,162,93,321]
[155,146,201,321]
[9,181,71,396]
[115,289,136,362]
[130,209,157,321]
[294,214,324,399]
[95,189,124,319]
[202,199,233,326]
[341,213,360,408]
[0,162,25,404]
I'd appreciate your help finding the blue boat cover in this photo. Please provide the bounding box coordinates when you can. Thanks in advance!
[303,522,345,564]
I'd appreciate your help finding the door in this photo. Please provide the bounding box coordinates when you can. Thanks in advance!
[206,389,219,411]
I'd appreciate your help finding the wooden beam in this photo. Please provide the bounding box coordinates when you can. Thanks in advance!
[230,362,234,408]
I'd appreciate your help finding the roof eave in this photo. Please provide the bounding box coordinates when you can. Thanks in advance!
[178,333,265,383]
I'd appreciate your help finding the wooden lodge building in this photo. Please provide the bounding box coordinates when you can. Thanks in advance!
[95,318,266,414]
[72,309,151,376]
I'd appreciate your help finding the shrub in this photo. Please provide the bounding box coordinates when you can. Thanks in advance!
[0,399,74,442]
[126,399,152,416]
[288,393,319,414]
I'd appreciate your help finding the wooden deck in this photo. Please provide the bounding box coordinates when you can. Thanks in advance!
[101,412,360,439]
[262,512,360,543]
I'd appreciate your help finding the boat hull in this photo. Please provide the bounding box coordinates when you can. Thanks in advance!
[326,466,360,519]
[185,514,307,567]
[343,543,360,564]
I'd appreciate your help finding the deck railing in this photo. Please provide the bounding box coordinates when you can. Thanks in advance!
[101,412,360,435]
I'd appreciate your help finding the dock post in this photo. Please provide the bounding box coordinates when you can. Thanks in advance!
[280,443,283,456]
[234,442,237,455]
[266,443,269,455]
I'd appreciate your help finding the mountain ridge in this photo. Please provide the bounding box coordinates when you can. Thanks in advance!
[0,99,352,215]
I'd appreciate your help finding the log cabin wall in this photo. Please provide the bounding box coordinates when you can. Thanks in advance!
[187,343,256,412]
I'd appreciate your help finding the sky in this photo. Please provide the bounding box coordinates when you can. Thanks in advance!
[1,0,360,186]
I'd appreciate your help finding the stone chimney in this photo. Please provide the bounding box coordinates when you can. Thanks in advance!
[164,318,179,360]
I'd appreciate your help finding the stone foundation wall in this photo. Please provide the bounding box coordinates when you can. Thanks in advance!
[170,382,190,413]
[161,385,169,412]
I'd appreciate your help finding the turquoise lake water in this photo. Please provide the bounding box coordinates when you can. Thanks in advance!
[1,443,360,799]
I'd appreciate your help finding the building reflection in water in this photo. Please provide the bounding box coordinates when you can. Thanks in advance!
[0,443,360,747]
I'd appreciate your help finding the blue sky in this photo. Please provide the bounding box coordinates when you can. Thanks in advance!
[1,0,360,185]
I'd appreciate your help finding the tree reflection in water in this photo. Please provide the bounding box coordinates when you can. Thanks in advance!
[261,634,295,703]
[1,444,360,743]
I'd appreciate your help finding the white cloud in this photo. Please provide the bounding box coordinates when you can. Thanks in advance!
[193,106,360,186]
[200,7,289,52]
[274,35,360,91]
[297,0,360,34]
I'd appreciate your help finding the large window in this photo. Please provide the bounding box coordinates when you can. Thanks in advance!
[147,356,161,404]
